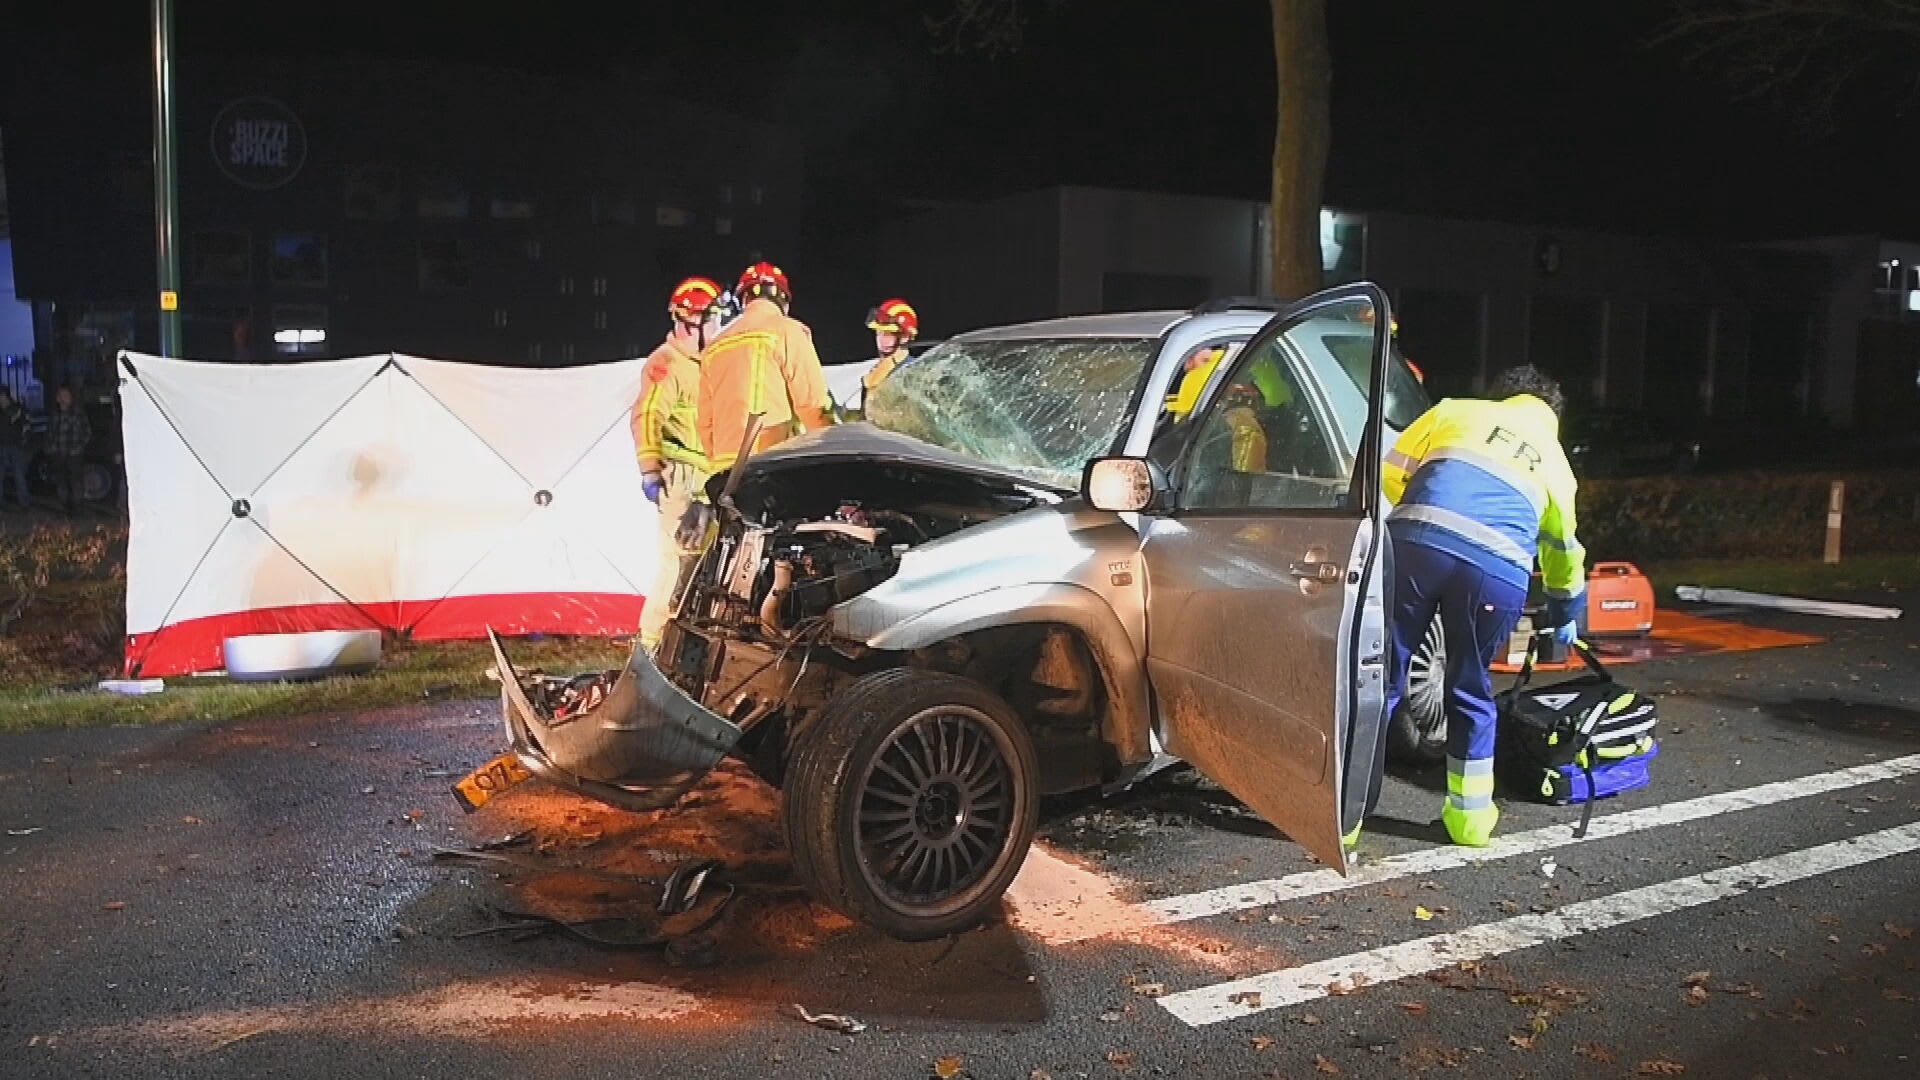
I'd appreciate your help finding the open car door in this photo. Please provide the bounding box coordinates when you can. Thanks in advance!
[1138,284,1394,870]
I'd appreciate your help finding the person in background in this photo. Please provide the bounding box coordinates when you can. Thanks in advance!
[697,261,830,472]
[848,298,919,417]
[48,386,93,516]
[631,277,721,653]
[232,317,257,365]
[1368,365,1587,849]
[0,387,31,510]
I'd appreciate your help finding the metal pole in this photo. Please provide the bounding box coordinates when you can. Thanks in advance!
[151,0,182,356]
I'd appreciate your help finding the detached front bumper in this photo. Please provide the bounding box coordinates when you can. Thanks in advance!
[487,630,744,813]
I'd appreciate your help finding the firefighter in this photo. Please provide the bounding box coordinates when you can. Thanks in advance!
[1372,364,1587,848]
[1164,343,1294,421]
[631,276,721,652]
[697,261,831,472]
[853,298,919,414]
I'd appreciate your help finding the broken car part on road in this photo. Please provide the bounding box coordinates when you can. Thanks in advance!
[1674,585,1902,621]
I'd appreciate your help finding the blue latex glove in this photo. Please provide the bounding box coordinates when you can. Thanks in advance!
[641,471,665,505]
[1552,619,1580,646]
[1544,588,1588,631]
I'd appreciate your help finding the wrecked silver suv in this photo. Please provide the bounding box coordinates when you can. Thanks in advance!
[485,285,1438,940]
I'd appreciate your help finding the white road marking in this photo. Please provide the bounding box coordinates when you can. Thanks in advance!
[1159,820,1920,1026]
[1132,752,1920,930]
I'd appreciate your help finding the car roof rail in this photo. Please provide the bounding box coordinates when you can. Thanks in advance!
[1188,296,1288,316]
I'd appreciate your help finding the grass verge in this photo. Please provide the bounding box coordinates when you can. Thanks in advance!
[0,636,626,733]
[1637,553,1920,604]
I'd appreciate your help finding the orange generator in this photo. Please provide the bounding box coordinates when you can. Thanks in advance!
[1585,561,1655,637]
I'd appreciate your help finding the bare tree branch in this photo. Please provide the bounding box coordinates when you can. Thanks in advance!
[922,0,1065,59]
[1654,0,1920,124]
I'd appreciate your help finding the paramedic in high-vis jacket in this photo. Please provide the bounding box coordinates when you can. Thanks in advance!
[1371,365,1587,849]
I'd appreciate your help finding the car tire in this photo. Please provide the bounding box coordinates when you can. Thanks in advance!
[783,668,1039,942]
[80,463,114,503]
[1386,613,1448,764]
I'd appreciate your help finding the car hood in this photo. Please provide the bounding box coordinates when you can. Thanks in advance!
[735,422,1072,495]
[831,502,1145,649]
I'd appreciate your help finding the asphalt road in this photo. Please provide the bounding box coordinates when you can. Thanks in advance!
[3,596,1918,1080]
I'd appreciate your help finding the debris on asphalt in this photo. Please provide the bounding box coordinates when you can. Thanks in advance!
[659,858,721,916]
[1673,585,1901,620]
[5,827,44,836]
[1130,982,1166,997]
[1414,906,1437,921]
[1538,857,1558,879]
[1635,1058,1687,1075]
[791,1004,866,1035]
[1886,922,1915,939]
[475,829,535,852]
[932,1054,966,1079]
[1228,991,1264,1008]
[1250,1035,1276,1050]
[1313,1053,1342,1074]
[1399,1002,1428,1016]
[212,1026,273,1051]
[1400,1043,1469,1070]
[1574,1042,1616,1064]
[102,901,126,910]
[1105,1050,1135,1072]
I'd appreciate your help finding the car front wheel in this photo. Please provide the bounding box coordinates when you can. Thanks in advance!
[1386,613,1448,764]
[783,668,1039,941]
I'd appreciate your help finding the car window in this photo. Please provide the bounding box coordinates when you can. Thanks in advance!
[1180,306,1368,512]
[1319,332,1429,430]
[865,336,1157,489]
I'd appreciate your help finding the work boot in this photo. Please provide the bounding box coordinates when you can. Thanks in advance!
[1441,800,1499,848]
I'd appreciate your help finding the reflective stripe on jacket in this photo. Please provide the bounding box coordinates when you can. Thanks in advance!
[631,339,706,474]
[1382,394,1585,597]
[698,298,830,470]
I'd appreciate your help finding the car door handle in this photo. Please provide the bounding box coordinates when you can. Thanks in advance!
[1289,561,1343,583]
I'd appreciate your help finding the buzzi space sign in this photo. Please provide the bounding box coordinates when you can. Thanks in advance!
[210,97,307,190]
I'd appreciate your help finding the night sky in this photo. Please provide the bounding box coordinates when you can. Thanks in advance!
[6,0,1914,241]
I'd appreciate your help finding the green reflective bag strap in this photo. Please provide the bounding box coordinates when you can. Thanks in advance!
[1513,633,1539,692]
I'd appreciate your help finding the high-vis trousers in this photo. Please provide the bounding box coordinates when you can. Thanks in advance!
[639,461,706,651]
[1383,534,1528,847]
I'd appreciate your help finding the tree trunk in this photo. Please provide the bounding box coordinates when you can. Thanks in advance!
[1269,0,1331,298]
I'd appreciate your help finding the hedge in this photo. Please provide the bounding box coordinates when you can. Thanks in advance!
[1578,470,1920,561]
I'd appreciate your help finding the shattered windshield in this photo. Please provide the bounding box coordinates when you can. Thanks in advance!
[864,337,1157,488]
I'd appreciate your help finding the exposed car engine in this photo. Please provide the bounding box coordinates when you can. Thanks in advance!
[678,460,1054,646]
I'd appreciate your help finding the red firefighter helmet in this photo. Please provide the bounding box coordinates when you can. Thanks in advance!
[866,298,920,341]
[736,261,791,304]
[667,277,722,323]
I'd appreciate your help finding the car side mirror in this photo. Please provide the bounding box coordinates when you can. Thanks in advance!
[1083,456,1168,513]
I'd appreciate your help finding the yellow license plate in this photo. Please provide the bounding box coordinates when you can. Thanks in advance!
[452,753,534,813]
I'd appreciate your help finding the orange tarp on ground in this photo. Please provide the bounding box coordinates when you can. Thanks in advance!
[1491,609,1825,674]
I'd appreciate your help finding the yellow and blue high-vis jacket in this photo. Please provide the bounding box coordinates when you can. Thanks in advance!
[1382,394,1586,604]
